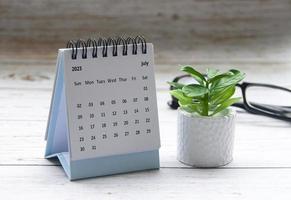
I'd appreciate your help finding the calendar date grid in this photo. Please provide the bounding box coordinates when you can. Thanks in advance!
[74,87,154,153]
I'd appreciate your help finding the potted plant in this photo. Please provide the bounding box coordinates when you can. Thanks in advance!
[168,66,245,167]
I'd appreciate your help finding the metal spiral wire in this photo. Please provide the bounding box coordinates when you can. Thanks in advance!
[66,36,147,59]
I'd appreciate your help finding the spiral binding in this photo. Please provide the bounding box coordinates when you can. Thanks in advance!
[66,36,147,60]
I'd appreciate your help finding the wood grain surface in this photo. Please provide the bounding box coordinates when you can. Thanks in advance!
[0,65,291,199]
[1,0,291,63]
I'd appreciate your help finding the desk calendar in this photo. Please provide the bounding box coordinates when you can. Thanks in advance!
[45,36,161,180]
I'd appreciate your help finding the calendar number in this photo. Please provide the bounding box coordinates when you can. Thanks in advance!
[78,126,84,131]
[72,66,82,72]
[102,134,107,139]
[90,124,95,129]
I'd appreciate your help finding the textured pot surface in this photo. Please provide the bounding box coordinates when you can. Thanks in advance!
[177,109,236,167]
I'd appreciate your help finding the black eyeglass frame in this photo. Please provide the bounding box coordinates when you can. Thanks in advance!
[168,74,291,122]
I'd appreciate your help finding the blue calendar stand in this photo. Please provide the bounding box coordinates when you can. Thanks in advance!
[45,37,160,180]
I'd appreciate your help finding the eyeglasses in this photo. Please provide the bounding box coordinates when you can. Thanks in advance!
[168,75,291,122]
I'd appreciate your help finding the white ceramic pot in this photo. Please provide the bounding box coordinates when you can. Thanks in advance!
[177,108,236,167]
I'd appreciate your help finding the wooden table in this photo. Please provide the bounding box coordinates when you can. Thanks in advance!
[1,62,291,199]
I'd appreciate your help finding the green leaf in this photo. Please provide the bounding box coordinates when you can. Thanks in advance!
[182,84,208,97]
[170,89,192,105]
[214,71,245,89]
[167,81,185,89]
[211,97,241,116]
[211,85,236,105]
[180,103,201,114]
[180,66,206,85]
[207,68,219,79]
[169,68,245,117]
[209,72,232,85]
[229,69,240,75]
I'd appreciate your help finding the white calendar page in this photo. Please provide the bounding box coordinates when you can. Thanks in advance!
[62,44,160,161]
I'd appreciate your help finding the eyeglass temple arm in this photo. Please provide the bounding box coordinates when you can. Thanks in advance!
[232,101,291,115]
[246,102,291,113]
[169,74,190,89]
